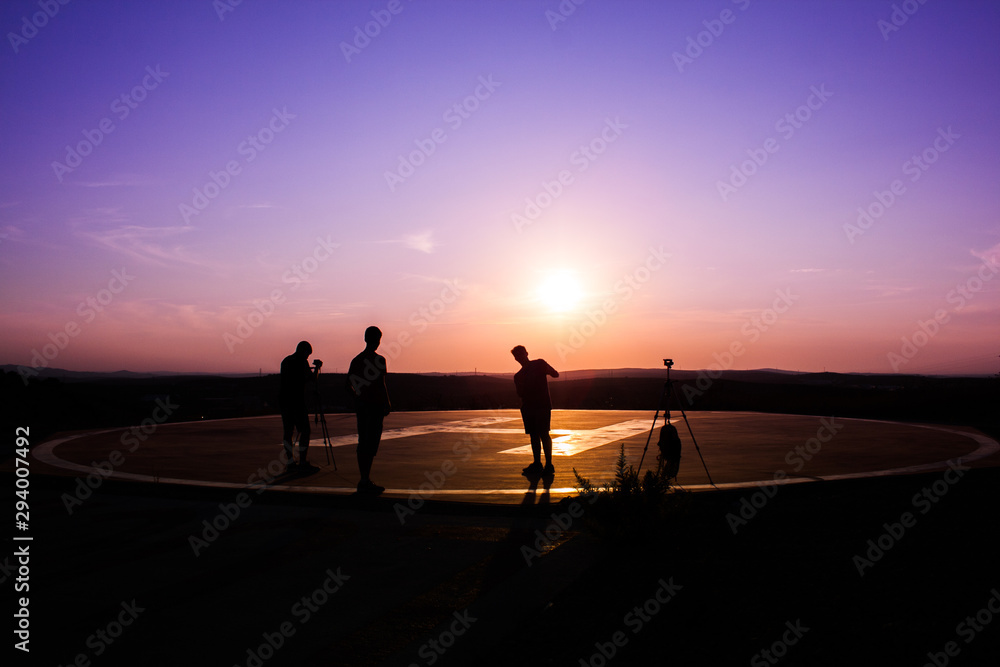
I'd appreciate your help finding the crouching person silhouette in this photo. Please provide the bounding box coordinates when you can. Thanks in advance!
[657,421,682,480]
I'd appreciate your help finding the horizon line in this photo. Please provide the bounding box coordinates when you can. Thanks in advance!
[4,364,997,379]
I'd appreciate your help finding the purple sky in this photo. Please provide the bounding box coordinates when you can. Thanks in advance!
[1,0,998,376]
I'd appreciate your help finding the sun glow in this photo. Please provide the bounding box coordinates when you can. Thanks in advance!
[537,271,584,313]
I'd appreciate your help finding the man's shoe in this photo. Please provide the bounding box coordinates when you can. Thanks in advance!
[543,462,555,475]
[298,461,320,473]
[522,462,543,476]
[357,480,385,495]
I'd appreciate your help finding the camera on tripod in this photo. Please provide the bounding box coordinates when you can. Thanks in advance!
[636,357,715,487]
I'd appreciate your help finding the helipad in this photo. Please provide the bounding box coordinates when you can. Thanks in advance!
[30,410,1000,503]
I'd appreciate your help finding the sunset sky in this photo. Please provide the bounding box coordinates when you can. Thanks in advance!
[2,0,998,376]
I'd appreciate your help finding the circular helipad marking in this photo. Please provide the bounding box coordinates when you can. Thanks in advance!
[31,416,999,498]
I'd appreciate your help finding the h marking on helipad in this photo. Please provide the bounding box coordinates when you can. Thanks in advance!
[320,415,665,457]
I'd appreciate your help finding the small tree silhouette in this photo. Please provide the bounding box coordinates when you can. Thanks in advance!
[572,444,686,540]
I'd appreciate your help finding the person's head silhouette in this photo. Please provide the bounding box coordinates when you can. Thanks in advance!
[295,341,312,357]
[511,345,528,365]
[364,326,382,350]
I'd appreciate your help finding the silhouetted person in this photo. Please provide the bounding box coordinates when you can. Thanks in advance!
[347,326,391,494]
[511,345,559,475]
[657,420,682,479]
[280,341,322,472]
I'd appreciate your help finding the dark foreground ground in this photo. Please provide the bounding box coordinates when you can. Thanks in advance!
[9,458,1000,666]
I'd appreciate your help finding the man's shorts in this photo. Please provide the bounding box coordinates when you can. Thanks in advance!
[281,405,311,440]
[520,407,551,436]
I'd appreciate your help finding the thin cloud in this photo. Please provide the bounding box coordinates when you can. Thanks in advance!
[378,229,436,253]
[75,173,157,188]
[0,224,25,241]
[861,284,919,298]
[70,208,202,267]
[226,203,279,215]
[79,224,201,267]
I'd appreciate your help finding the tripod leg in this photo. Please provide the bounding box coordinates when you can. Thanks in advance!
[313,366,335,468]
[637,381,669,474]
[665,382,715,488]
[315,412,335,469]
[323,416,336,470]
[324,425,330,466]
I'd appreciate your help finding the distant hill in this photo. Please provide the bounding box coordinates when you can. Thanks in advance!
[0,365,258,381]
[0,364,686,382]
[2,364,994,384]
[4,365,998,448]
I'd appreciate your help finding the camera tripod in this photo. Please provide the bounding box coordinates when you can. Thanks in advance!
[313,365,336,469]
[637,361,715,488]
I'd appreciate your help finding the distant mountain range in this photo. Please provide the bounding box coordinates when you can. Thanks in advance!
[2,364,992,382]
[0,366,260,381]
[5,364,997,442]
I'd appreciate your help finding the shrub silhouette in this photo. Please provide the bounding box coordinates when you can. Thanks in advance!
[573,444,687,541]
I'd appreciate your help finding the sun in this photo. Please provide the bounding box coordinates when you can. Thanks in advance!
[537,271,584,313]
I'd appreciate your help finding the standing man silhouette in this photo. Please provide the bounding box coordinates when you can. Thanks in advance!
[511,345,559,475]
[347,326,391,494]
[280,341,322,472]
